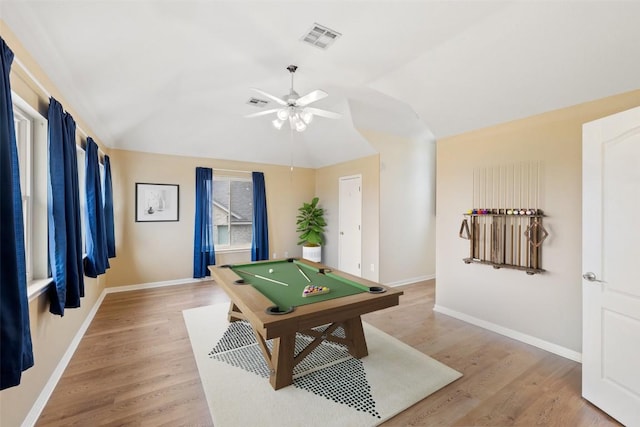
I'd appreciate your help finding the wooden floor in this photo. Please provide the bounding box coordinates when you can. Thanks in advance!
[36,280,620,426]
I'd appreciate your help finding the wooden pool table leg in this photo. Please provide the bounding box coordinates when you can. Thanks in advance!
[270,333,296,390]
[343,316,369,358]
[227,302,245,322]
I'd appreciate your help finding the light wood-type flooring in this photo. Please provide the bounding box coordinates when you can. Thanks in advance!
[36,280,620,426]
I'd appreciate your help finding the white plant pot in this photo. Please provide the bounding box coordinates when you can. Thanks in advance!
[302,245,322,263]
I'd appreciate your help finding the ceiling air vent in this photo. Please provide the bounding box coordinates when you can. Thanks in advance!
[247,97,269,107]
[301,23,341,50]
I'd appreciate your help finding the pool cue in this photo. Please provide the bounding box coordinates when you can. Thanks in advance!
[502,212,507,263]
[295,264,311,283]
[533,220,539,270]
[489,218,495,262]
[517,224,522,266]
[472,168,475,212]
[511,221,515,265]
[472,216,479,259]
[537,160,541,214]
[235,269,289,287]
[483,220,487,261]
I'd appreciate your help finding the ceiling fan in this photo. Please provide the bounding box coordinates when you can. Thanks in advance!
[245,65,341,132]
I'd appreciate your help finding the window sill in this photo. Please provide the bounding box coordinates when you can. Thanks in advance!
[215,247,251,254]
[28,278,53,302]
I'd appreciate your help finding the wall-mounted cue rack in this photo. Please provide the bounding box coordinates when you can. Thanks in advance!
[459,162,549,275]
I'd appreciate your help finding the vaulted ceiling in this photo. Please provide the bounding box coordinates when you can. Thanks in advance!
[3,1,639,167]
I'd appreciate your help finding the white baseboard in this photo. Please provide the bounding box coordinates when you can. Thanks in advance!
[22,289,108,427]
[22,277,204,427]
[433,304,582,363]
[105,277,208,294]
[385,274,436,287]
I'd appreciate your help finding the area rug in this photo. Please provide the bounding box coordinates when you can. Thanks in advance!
[183,303,461,427]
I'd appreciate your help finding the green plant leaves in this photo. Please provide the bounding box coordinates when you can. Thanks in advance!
[296,197,325,246]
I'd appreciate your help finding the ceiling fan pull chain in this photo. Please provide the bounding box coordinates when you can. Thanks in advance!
[290,126,294,172]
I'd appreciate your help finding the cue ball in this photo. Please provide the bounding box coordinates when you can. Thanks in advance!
[268,268,274,274]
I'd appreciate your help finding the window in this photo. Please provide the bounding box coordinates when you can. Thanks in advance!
[13,106,32,280]
[213,176,253,249]
[77,146,86,254]
[12,95,48,286]
[76,145,104,255]
[99,161,105,200]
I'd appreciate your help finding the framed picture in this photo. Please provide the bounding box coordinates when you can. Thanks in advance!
[135,183,179,222]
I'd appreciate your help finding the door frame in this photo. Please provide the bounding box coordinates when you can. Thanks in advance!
[338,174,362,276]
[582,106,640,426]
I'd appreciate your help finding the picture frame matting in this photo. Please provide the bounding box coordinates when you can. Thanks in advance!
[135,183,179,222]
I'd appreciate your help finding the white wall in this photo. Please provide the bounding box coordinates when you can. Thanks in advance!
[362,129,437,286]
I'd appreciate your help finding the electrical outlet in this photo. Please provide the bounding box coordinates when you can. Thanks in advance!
[273,252,277,259]
[284,251,289,258]
[370,264,375,272]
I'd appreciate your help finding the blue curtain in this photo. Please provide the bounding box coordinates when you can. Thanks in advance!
[47,98,85,315]
[251,172,269,261]
[84,137,109,277]
[0,37,34,390]
[103,155,116,258]
[193,167,215,277]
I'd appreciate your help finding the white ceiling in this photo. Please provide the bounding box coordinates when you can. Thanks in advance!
[2,1,639,168]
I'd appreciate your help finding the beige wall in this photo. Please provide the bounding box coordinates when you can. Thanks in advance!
[362,129,437,285]
[107,149,316,286]
[1,22,109,427]
[435,89,640,354]
[315,155,380,281]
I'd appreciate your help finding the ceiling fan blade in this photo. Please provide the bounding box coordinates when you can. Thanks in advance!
[250,88,287,106]
[305,107,341,119]
[296,90,328,107]
[244,108,281,118]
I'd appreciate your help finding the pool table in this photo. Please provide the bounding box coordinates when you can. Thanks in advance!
[208,258,403,390]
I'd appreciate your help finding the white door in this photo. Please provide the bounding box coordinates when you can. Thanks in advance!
[582,106,640,426]
[339,175,362,276]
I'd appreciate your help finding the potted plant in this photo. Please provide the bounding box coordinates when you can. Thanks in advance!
[296,197,326,262]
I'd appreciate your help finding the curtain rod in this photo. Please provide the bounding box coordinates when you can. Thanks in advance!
[13,55,106,158]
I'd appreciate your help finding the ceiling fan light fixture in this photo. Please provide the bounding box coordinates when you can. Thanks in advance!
[272,118,284,130]
[247,64,340,132]
[277,109,289,121]
[295,120,307,132]
[300,110,313,124]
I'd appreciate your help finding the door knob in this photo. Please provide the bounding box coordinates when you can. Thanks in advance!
[583,272,606,283]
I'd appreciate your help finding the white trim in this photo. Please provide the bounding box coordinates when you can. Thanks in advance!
[22,289,108,427]
[212,168,252,175]
[27,278,53,301]
[433,304,582,363]
[384,274,435,287]
[105,277,208,294]
[215,247,251,255]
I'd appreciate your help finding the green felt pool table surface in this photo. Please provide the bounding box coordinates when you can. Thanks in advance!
[230,259,370,310]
